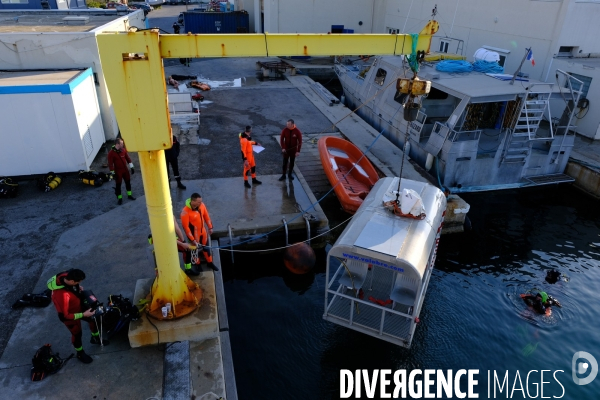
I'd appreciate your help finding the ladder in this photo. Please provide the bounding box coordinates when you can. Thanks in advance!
[513,83,554,140]
[502,129,530,164]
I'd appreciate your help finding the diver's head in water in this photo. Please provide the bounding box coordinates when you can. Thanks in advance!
[545,269,561,284]
[536,291,549,304]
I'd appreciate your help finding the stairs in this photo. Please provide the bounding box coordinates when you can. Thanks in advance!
[512,84,554,140]
[502,83,554,164]
[503,131,530,164]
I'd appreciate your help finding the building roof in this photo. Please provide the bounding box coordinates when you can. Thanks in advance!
[0,10,133,33]
[0,69,83,86]
[0,68,92,94]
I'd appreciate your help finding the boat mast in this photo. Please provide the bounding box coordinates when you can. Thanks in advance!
[510,47,531,85]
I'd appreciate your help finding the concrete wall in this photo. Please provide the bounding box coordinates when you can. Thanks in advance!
[0,11,146,142]
[71,73,106,167]
[263,0,377,33]
[555,1,600,56]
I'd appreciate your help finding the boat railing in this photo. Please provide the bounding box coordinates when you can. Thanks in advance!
[449,129,481,142]
[423,122,480,143]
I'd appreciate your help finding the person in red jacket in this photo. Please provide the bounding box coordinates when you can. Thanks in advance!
[239,126,262,188]
[279,119,302,181]
[180,193,218,273]
[47,269,108,364]
[107,138,136,205]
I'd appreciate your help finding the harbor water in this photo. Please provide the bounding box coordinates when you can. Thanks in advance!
[223,183,600,399]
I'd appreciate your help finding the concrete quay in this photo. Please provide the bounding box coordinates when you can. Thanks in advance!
[0,193,231,399]
[567,134,600,199]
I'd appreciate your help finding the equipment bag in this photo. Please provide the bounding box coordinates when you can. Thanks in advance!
[12,289,52,309]
[31,344,73,381]
[0,177,19,198]
[103,294,141,338]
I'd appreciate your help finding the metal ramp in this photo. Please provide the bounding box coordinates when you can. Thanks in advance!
[524,174,574,186]
[513,84,554,140]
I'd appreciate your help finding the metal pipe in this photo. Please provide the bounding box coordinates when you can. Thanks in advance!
[227,223,234,264]
[304,215,311,245]
[282,217,288,246]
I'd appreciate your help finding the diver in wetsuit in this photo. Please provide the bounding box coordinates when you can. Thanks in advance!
[521,291,562,314]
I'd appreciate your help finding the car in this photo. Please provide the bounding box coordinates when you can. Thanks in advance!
[106,1,129,11]
[129,2,153,12]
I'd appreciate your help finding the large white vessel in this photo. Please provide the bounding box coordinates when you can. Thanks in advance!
[335,55,582,192]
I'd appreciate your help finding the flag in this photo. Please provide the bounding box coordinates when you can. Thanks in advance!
[526,49,535,66]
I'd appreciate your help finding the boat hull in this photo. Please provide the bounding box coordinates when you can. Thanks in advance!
[318,136,379,214]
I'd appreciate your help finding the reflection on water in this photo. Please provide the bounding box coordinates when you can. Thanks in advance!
[224,186,600,399]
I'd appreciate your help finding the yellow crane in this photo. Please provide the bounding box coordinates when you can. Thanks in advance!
[97,30,437,320]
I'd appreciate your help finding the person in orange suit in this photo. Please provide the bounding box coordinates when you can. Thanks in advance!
[239,126,262,188]
[180,193,218,273]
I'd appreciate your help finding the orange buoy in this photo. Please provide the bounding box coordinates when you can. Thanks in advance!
[283,242,316,274]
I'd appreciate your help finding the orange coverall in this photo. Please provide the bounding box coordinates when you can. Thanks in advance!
[239,132,257,181]
[181,200,213,263]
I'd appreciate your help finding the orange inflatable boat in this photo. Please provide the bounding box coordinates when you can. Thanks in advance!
[318,136,379,214]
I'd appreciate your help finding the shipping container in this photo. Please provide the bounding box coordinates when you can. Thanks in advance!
[183,11,249,34]
[0,68,105,176]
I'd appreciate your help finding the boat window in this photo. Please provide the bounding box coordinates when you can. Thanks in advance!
[424,87,448,100]
[558,46,576,57]
[374,68,387,86]
[394,92,409,105]
[565,73,592,98]
[439,40,450,53]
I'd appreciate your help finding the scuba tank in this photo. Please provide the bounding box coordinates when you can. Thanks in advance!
[38,172,62,192]
[78,170,103,187]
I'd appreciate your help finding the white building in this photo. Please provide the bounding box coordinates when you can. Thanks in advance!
[0,9,147,141]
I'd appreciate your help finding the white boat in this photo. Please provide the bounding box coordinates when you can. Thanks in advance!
[324,177,446,348]
[335,55,583,192]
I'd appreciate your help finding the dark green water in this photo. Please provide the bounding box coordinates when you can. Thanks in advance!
[223,185,600,399]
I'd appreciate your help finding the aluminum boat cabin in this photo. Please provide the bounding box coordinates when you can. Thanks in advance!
[324,177,446,347]
[336,56,583,192]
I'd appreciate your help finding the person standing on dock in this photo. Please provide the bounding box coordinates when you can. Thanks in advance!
[180,193,218,273]
[165,135,186,190]
[279,119,302,181]
[239,126,262,188]
[107,138,135,205]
